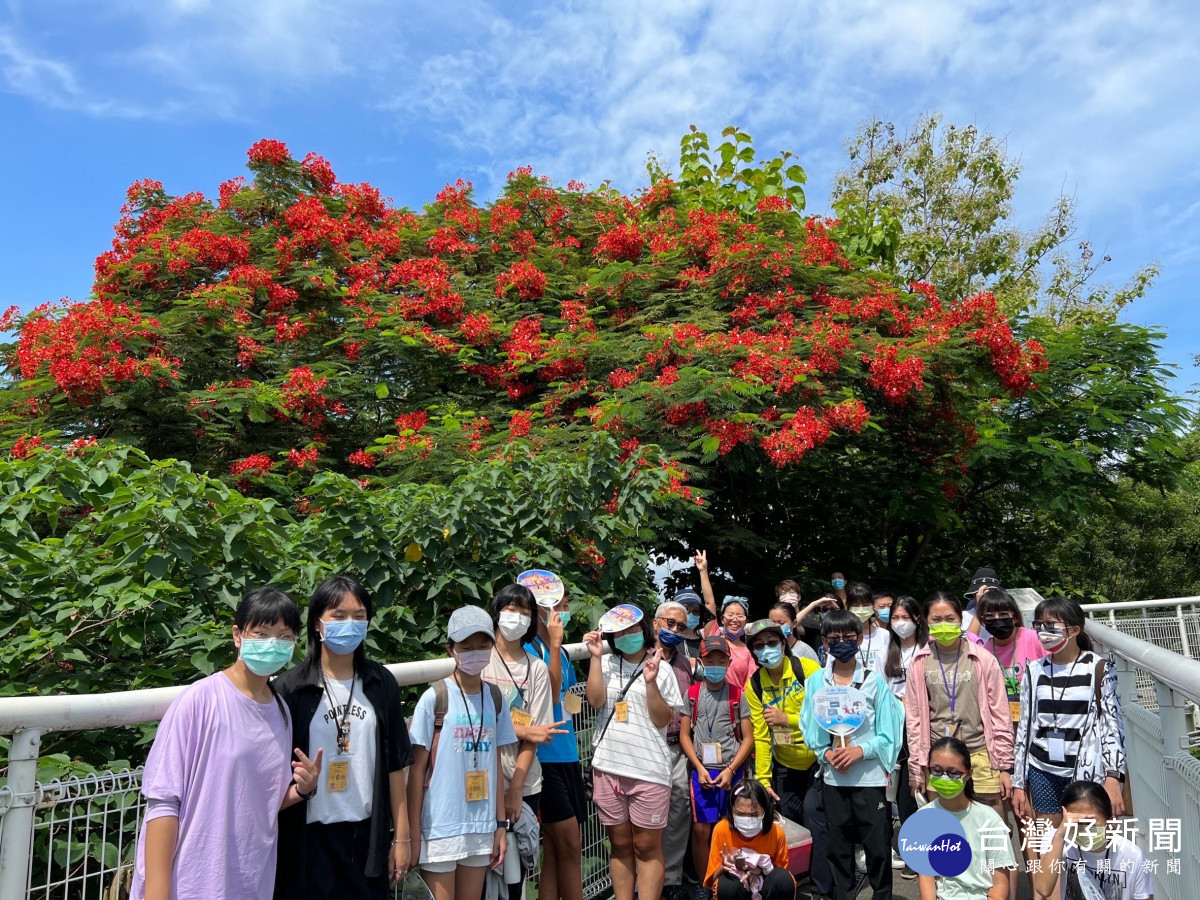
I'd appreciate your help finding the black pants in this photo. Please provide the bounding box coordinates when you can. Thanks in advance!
[772,762,831,895]
[715,868,795,900]
[823,784,892,900]
[305,819,389,900]
[896,736,919,827]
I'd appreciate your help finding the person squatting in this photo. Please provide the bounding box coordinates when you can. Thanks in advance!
[132,562,1144,900]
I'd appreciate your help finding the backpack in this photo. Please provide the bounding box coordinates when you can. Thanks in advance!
[423,678,505,788]
[749,655,811,703]
[687,681,744,743]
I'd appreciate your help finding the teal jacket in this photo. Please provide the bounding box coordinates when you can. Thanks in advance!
[800,661,905,788]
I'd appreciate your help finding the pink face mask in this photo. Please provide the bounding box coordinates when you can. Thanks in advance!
[1038,627,1070,653]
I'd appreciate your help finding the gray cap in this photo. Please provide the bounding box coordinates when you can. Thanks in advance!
[447,606,495,642]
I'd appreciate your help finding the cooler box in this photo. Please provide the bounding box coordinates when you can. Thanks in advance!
[779,815,812,875]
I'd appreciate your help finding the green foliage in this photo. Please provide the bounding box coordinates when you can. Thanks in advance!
[0,438,672,758]
[650,125,808,214]
[830,114,1160,320]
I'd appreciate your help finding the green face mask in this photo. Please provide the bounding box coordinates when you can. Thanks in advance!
[929,775,965,799]
[928,622,963,646]
[614,633,645,655]
[1075,825,1107,852]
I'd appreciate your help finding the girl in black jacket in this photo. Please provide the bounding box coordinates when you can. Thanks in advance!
[274,576,414,899]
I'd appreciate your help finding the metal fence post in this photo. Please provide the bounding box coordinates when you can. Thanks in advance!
[1177,605,1192,659]
[0,728,41,900]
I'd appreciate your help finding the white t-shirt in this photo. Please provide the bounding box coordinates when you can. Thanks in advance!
[307,676,376,825]
[410,676,518,862]
[591,653,686,786]
[927,798,1016,900]
[1061,835,1154,900]
[859,626,891,670]
[884,643,919,700]
[482,649,552,796]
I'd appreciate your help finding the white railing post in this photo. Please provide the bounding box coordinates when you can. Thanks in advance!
[1177,604,1192,659]
[1153,682,1198,900]
[0,729,40,900]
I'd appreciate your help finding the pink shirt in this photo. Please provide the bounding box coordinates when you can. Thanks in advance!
[132,673,293,900]
[984,627,1049,697]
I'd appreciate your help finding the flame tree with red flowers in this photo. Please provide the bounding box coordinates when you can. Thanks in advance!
[0,127,1188,598]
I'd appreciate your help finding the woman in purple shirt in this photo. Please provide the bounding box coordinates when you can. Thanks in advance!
[132,587,322,900]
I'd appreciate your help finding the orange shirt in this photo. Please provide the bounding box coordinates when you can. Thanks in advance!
[703,819,791,888]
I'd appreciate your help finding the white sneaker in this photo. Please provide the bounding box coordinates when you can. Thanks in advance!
[855,846,867,872]
[891,848,905,869]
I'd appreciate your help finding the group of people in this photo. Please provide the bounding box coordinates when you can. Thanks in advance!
[129,561,1151,900]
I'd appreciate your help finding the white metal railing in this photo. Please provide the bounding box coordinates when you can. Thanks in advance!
[0,645,610,900]
[1085,619,1200,900]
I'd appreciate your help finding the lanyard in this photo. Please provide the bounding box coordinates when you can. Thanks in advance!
[935,640,963,725]
[319,670,356,755]
[859,629,879,668]
[454,673,484,770]
[496,650,530,705]
[699,684,728,744]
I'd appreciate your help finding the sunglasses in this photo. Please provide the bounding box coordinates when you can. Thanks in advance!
[928,766,965,779]
[1031,621,1067,634]
[658,617,686,631]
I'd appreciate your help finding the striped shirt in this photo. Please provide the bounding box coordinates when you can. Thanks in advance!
[591,653,686,786]
[1028,650,1097,777]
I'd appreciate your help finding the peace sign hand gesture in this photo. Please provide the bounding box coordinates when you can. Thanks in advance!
[292,747,323,796]
[643,647,662,681]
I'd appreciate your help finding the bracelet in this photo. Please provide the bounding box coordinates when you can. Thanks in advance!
[392,838,410,845]
[297,786,317,801]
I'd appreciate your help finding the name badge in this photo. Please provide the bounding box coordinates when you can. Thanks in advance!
[465,769,489,802]
[701,742,723,766]
[327,759,350,793]
[771,729,793,746]
[562,692,583,716]
[1009,701,1021,723]
[1047,730,1067,763]
[614,701,629,723]
[510,708,533,728]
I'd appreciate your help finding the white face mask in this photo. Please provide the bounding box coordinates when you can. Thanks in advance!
[498,612,531,641]
[733,815,762,839]
[891,620,917,639]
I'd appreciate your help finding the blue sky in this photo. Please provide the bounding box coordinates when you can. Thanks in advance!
[2,0,1197,395]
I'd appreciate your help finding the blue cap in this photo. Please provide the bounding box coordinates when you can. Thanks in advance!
[673,589,703,608]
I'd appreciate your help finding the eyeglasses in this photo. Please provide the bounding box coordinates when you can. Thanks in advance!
[825,633,857,643]
[1032,621,1066,634]
[982,616,1013,625]
[658,617,686,631]
[755,639,783,649]
[928,766,965,779]
[723,613,747,622]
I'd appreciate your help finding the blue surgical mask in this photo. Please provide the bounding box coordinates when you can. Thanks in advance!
[781,624,792,638]
[240,637,296,676]
[686,613,700,630]
[558,610,571,628]
[321,619,367,655]
[702,665,728,682]
[754,644,784,668]
[614,633,645,655]
[828,640,858,662]
[832,578,846,590]
[876,608,891,623]
[658,629,684,648]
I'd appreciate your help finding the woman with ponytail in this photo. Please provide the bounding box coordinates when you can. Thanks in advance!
[917,737,1017,900]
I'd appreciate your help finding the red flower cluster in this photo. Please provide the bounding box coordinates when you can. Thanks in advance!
[248,139,291,167]
[509,410,532,438]
[760,407,831,466]
[495,260,548,300]
[348,449,376,468]
[279,366,330,430]
[607,368,638,390]
[230,454,275,477]
[594,223,644,262]
[665,401,709,426]
[287,446,320,469]
[301,152,336,193]
[704,418,755,455]
[868,345,926,403]
[10,435,45,458]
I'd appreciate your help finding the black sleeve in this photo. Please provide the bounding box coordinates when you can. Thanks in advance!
[383,666,414,771]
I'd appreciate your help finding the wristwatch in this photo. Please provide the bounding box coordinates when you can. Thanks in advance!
[298,785,318,801]
[497,818,512,831]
